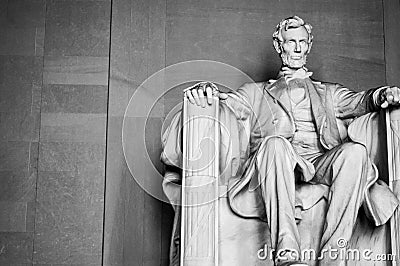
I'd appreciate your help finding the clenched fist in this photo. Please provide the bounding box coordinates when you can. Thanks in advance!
[378,86,400,108]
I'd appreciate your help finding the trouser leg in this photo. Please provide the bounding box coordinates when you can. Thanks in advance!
[256,137,301,255]
[312,142,373,265]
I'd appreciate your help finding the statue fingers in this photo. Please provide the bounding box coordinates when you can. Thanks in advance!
[209,82,219,92]
[386,87,400,106]
[185,90,196,105]
[198,88,206,107]
[219,92,228,100]
[385,87,395,104]
[381,100,389,109]
[390,86,400,103]
[383,86,400,106]
[184,82,202,104]
[206,82,228,101]
[206,82,228,100]
[392,86,400,105]
[205,85,213,105]
[191,88,201,106]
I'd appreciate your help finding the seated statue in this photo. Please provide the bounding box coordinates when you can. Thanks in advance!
[161,16,400,266]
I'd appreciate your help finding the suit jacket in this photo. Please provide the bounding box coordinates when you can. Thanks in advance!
[223,77,379,154]
[222,77,397,225]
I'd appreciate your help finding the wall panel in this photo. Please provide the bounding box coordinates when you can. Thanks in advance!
[0,0,111,264]
[33,0,111,263]
[105,0,167,265]
[0,1,45,264]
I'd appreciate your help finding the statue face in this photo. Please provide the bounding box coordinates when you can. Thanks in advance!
[280,26,310,69]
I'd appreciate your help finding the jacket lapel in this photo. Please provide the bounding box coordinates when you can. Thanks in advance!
[264,77,292,115]
[306,79,326,132]
[306,79,342,149]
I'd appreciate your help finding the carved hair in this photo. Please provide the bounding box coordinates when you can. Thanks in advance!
[272,16,313,54]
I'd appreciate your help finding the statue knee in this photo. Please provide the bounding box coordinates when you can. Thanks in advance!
[260,137,292,161]
[263,136,288,150]
[334,142,369,184]
[339,142,368,161]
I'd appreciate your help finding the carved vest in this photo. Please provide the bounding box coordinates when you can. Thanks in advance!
[283,80,325,161]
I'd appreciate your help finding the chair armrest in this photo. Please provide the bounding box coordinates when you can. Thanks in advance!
[348,111,388,182]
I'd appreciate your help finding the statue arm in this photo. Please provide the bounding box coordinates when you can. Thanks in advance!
[160,84,254,205]
[182,81,255,123]
[332,85,381,119]
[220,83,258,125]
[333,84,400,119]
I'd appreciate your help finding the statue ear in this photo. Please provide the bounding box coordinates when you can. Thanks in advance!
[273,39,281,54]
[307,41,313,54]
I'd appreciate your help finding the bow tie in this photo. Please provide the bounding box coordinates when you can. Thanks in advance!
[279,67,313,82]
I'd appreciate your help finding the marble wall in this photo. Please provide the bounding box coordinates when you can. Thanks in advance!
[103,0,172,264]
[0,0,110,264]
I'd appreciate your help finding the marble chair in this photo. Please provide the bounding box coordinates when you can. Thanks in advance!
[161,95,400,266]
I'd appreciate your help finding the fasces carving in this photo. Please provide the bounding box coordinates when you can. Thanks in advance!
[181,95,219,266]
[386,108,400,265]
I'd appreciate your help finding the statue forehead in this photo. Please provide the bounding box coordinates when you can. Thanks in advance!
[281,26,309,40]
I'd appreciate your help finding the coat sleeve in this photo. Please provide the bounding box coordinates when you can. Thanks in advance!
[221,83,255,122]
[160,84,255,207]
[332,84,381,119]
[160,111,183,208]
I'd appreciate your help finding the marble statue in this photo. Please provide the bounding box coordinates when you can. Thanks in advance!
[161,16,400,266]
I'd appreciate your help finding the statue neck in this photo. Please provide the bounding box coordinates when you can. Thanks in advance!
[277,66,313,80]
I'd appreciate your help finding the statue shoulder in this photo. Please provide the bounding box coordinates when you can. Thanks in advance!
[237,82,267,97]
[310,79,343,90]
[238,81,266,90]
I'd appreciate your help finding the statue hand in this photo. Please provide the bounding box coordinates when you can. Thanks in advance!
[184,82,228,107]
[379,86,400,108]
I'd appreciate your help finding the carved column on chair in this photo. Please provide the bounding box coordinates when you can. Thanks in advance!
[386,108,400,265]
[181,93,219,266]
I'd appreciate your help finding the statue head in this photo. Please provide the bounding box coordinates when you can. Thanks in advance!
[272,16,313,69]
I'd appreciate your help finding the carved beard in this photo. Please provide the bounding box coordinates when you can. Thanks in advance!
[280,52,307,69]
